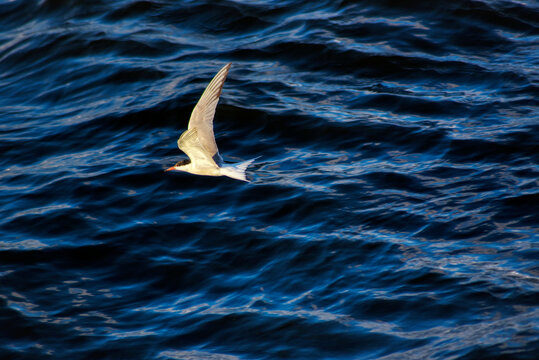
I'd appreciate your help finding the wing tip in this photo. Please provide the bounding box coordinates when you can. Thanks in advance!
[220,62,232,77]
[219,62,232,76]
[206,62,231,100]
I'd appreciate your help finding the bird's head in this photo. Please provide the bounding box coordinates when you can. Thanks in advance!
[165,159,191,172]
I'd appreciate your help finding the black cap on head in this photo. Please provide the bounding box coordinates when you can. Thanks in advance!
[175,159,191,167]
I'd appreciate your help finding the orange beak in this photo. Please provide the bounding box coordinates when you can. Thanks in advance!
[165,166,175,172]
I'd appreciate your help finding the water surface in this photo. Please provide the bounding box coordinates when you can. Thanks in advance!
[0,0,538,359]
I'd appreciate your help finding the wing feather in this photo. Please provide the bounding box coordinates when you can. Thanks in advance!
[187,63,231,162]
[177,128,218,168]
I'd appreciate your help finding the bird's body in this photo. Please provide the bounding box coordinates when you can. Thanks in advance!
[166,63,257,181]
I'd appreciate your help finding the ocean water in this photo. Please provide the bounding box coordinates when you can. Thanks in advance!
[0,0,538,359]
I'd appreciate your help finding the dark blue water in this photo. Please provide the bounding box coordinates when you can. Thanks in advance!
[1,0,538,359]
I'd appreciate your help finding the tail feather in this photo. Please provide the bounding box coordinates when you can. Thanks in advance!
[221,157,259,182]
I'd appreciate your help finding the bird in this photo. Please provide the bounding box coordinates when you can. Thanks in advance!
[165,63,257,182]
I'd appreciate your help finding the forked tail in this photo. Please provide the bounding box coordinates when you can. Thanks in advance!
[221,157,259,182]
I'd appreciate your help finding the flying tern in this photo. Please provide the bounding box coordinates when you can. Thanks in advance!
[165,63,257,181]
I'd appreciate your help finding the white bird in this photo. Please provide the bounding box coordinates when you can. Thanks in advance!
[165,63,257,182]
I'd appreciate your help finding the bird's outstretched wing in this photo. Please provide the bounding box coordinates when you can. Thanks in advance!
[186,63,231,165]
